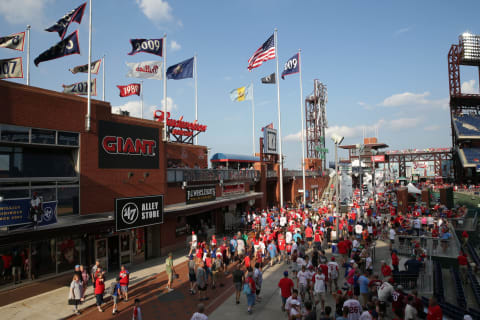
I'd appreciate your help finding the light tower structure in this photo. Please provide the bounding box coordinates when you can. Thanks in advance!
[305,80,328,171]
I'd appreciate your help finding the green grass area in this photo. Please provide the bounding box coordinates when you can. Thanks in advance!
[454,192,480,211]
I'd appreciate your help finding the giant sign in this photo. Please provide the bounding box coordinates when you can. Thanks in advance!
[98,121,159,169]
[115,195,164,231]
[0,199,57,228]
[186,185,216,204]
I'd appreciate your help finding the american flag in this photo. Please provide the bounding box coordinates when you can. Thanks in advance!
[247,34,275,70]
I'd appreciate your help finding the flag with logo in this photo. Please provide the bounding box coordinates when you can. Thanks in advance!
[126,61,163,80]
[166,57,194,80]
[128,39,163,56]
[62,79,97,96]
[34,31,80,66]
[45,2,86,39]
[0,57,23,79]
[69,59,101,74]
[281,53,299,79]
[261,72,275,84]
[117,83,141,97]
[261,122,274,132]
[0,32,25,51]
[230,84,252,102]
[247,34,275,70]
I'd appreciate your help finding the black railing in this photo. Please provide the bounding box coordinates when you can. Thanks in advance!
[167,168,260,183]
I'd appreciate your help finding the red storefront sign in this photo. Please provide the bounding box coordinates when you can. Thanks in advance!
[371,155,385,162]
[153,110,207,136]
[223,183,245,195]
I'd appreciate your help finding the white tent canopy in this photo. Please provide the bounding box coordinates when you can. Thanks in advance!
[407,183,421,194]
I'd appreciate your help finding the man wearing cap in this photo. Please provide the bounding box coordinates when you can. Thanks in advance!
[278,271,294,312]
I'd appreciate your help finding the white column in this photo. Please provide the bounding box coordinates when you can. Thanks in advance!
[299,49,306,207]
[85,0,93,132]
[26,25,31,86]
[163,34,167,141]
[274,28,284,208]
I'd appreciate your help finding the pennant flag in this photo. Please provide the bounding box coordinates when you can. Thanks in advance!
[166,57,194,80]
[69,59,102,74]
[0,57,23,79]
[247,34,275,70]
[230,84,252,102]
[261,123,274,132]
[261,72,275,84]
[62,79,97,96]
[0,32,25,51]
[281,53,299,79]
[34,31,80,67]
[45,2,86,39]
[126,61,163,80]
[128,39,163,56]
[117,83,141,97]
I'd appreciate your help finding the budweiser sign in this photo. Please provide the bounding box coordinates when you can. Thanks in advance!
[102,136,156,156]
[153,111,207,136]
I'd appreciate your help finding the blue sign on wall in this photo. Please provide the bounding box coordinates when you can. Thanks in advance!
[0,198,57,228]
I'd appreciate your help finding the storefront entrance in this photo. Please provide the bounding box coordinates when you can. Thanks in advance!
[93,232,132,272]
[108,236,120,271]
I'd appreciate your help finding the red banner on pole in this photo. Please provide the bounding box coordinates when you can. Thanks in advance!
[117,83,141,97]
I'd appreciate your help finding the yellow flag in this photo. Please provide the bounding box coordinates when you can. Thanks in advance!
[230,84,252,102]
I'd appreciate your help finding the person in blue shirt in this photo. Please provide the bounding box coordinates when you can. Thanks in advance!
[110,277,122,315]
[358,271,370,307]
[293,231,302,244]
[267,241,278,267]
[230,237,237,256]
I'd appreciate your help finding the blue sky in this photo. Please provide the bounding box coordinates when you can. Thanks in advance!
[0,0,479,169]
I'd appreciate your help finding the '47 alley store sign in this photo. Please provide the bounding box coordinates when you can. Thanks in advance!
[154,110,207,144]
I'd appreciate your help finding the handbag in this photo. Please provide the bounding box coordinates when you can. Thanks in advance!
[68,299,77,305]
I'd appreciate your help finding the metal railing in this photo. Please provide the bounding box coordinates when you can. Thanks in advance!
[167,168,260,183]
[267,170,278,178]
[283,170,322,177]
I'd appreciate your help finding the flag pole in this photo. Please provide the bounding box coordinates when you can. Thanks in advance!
[26,25,31,86]
[163,33,167,141]
[194,53,198,145]
[299,49,306,207]
[251,81,256,156]
[140,80,144,119]
[102,54,105,101]
[274,28,284,209]
[86,0,92,132]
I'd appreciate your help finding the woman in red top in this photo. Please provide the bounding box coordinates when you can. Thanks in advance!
[427,297,443,320]
[94,273,105,312]
[391,250,399,273]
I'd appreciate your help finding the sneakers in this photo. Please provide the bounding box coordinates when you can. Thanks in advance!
[168,288,174,292]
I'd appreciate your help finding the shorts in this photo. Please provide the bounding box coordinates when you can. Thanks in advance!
[256,289,261,295]
[299,283,307,295]
[234,282,242,291]
[315,292,326,300]
[197,285,207,291]
[281,296,287,305]
[390,239,395,244]
[12,266,20,276]
[120,285,128,293]
[212,270,218,281]
[167,272,173,282]
[189,272,196,282]
[112,295,118,304]
[306,237,313,242]
[95,294,104,306]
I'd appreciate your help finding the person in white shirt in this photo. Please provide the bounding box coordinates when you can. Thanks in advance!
[188,232,198,256]
[297,265,309,301]
[285,290,301,317]
[413,218,421,236]
[389,227,396,250]
[365,256,373,273]
[327,257,339,292]
[190,303,208,320]
[286,231,293,244]
[312,268,326,310]
[289,299,302,319]
[280,215,287,227]
[355,224,363,236]
[377,281,394,302]
[404,296,418,320]
[343,298,362,320]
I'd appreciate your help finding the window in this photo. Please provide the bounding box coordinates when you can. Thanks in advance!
[0,125,29,143]
[58,131,79,146]
[0,189,29,199]
[31,129,56,145]
[57,186,79,215]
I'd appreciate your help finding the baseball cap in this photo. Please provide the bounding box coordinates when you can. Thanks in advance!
[331,257,335,261]
[284,271,289,276]
[75,265,80,268]
[336,290,343,295]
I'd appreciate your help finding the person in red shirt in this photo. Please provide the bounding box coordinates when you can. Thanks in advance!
[95,273,105,312]
[427,297,443,320]
[458,251,468,284]
[462,230,469,247]
[391,250,399,273]
[278,271,294,311]
[243,254,251,269]
[313,229,322,250]
[381,260,392,279]
[119,265,129,301]
[391,285,407,318]
[245,271,256,314]
[337,239,348,264]
[305,226,313,248]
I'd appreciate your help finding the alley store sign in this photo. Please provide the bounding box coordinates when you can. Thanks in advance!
[186,185,216,204]
[115,195,164,231]
[154,111,207,144]
[98,121,159,169]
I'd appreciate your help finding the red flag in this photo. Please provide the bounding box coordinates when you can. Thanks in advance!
[117,83,141,97]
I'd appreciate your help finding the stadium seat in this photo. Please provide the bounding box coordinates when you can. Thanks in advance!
[453,114,480,138]
[451,267,467,309]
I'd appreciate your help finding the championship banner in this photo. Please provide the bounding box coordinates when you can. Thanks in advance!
[62,78,97,96]
[0,199,57,228]
[0,32,25,51]
[34,31,80,66]
[128,38,163,56]
[117,83,141,97]
[281,53,299,79]
[69,59,102,74]
[126,61,163,80]
[45,2,87,39]
[0,57,23,79]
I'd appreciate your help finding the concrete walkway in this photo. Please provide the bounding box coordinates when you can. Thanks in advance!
[0,250,189,320]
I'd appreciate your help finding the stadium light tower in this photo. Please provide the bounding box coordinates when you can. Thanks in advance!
[331,133,344,240]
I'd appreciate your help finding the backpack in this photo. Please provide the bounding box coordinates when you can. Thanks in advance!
[243,282,251,295]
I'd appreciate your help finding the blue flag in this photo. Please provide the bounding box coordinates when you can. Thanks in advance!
[128,38,163,56]
[281,53,299,79]
[45,2,86,39]
[34,31,80,66]
[166,57,194,80]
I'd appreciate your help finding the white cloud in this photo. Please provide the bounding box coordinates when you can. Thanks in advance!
[388,117,422,130]
[112,97,177,119]
[461,79,478,94]
[0,0,51,25]
[284,131,303,142]
[136,0,175,25]
[358,101,373,110]
[379,91,448,110]
[170,40,181,51]
[395,27,412,35]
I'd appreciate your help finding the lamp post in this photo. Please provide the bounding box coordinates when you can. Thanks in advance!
[356,143,365,220]
[331,133,344,240]
[371,149,378,216]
